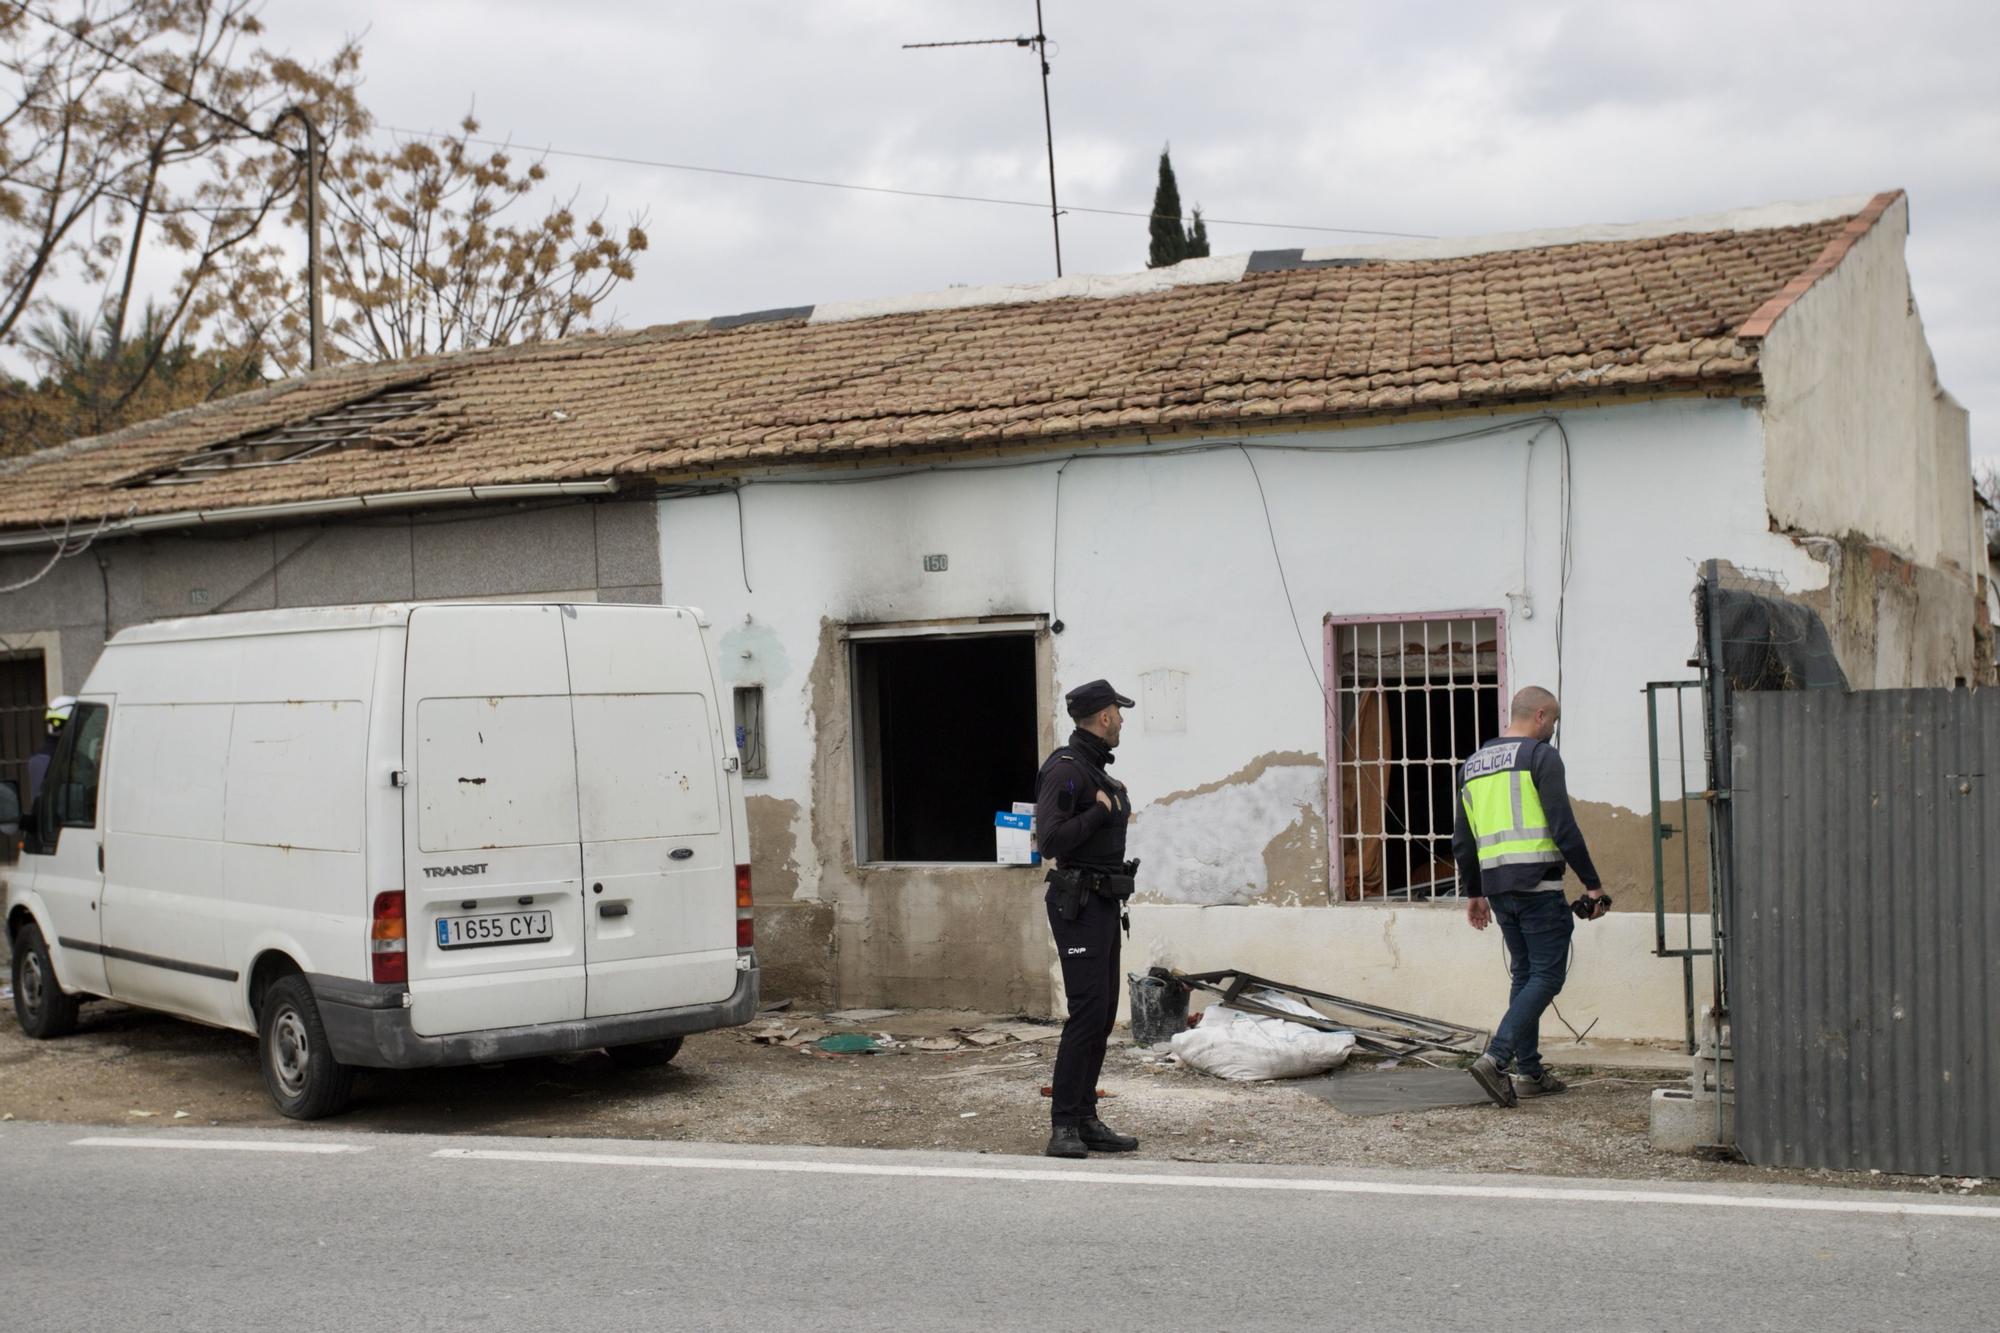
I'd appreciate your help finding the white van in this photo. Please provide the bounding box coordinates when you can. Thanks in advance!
[0,602,759,1118]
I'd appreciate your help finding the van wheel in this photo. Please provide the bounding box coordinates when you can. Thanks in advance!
[11,923,81,1039]
[259,975,355,1120]
[605,1037,683,1069]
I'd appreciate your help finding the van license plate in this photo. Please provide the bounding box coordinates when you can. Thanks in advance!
[437,911,554,950]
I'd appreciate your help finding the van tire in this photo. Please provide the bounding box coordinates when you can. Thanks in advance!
[11,923,82,1039]
[258,975,355,1119]
[605,1037,683,1069]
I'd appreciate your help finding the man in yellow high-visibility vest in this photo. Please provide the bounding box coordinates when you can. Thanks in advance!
[1452,685,1607,1108]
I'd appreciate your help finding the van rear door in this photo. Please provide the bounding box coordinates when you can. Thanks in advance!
[561,606,739,1018]
[403,605,587,1038]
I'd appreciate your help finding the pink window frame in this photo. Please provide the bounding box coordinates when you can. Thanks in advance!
[1323,608,1509,902]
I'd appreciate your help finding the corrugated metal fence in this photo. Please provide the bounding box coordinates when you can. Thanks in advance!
[1731,689,2000,1176]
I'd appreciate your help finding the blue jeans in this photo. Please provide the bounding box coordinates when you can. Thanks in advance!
[1486,889,1574,1078]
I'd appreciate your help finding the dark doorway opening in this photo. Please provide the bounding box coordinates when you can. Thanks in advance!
[1,651,48,805]
[853,634,1038,862]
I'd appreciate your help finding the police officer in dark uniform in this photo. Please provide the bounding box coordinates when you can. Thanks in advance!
[1035,678,1143,1159]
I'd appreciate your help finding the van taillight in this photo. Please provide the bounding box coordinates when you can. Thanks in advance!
[371,891,408,985]
[735,864,753,949]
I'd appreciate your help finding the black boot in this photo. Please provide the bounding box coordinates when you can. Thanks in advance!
[1078,1117,1138,1152]
[1045,1124,1089,1159]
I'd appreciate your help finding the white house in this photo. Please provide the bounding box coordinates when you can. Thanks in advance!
[1,189,1983,1043]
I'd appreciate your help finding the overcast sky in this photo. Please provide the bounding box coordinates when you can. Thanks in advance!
[259,1,1993,468]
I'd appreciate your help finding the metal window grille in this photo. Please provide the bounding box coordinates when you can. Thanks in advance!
[1326,612,1505,902]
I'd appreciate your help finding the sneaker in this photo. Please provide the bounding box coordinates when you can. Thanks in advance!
[1513,1069,1568,1098]
[1470,1054,1518,1108]
[1045,1125,1089,1159]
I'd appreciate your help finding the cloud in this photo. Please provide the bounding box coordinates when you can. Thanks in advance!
[215,1,2000,464]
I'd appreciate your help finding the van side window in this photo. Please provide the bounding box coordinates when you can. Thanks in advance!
[37,702,108,846]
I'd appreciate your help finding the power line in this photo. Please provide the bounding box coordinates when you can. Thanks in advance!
[379,124,1435,241]
[22,3,1430,240]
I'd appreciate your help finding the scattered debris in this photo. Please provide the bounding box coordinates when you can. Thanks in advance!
[816,1034,881,1055]
[959,1111,978,1119]
[128,1110,157,1118]
[955,1021,1060,1047]
[1173,969,1484,1057]
[907,1037,963,1053]
[825,1008,899,1024]
[748,1022,802,1046]
[172,1111,191,1120]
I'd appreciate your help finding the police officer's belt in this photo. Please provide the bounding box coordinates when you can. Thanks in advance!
[1048,866,1137,901]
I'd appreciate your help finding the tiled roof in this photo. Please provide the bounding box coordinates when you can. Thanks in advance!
[0,191,1901,536]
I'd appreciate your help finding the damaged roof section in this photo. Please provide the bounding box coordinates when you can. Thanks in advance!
[0,191,1902,535]
[114,386,441,488]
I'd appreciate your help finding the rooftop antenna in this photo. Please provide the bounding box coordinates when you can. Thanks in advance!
[905,1,1063,277]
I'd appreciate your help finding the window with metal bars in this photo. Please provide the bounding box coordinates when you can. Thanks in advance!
[1326,613,1505,902]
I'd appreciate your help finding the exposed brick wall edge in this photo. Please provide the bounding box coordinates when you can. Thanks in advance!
[1736,190,1905,340]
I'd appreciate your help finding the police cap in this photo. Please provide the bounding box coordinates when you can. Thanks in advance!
[1065,679,1135,719]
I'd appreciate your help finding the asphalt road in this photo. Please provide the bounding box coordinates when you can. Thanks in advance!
[4,1122,1996,1332]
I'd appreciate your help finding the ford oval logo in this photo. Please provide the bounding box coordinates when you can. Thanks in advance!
[669,847,695,861]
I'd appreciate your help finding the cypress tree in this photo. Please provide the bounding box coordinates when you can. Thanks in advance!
[1147,147,1187,268]
[1186,206,1210,259]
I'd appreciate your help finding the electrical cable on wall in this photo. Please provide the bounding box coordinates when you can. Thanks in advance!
[732,485,754,594]
[1047,458,1071,633]
[1238,443,1325,695]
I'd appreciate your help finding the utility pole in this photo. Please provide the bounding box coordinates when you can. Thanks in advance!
[271,107,325,371]
[1030,1,1060,277]
[905,3,1064,277]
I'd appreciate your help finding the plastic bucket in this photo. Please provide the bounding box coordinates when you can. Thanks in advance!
[1127,970,1190,1046]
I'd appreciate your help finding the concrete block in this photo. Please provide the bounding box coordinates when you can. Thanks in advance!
[412,505,597,599]
[275,521,416,607]
[1650,1087,1735,1154]
[592,501,663,589]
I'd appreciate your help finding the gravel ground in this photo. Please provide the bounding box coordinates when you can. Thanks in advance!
[0,998,1989,1199]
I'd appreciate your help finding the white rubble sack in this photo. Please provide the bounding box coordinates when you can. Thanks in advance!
[1167,989,1357,1081]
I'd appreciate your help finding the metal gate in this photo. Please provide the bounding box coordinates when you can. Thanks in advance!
[1731,688,2000,1176]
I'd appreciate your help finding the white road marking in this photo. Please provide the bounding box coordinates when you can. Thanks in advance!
[433,1147,2000,1220]
[72,1137,367,1155]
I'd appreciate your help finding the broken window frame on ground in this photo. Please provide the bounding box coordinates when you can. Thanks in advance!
[1324,610,1506,903]
[847,617,1046,866]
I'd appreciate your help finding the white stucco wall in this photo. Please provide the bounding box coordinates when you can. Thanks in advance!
[660,398,1821,1039]
[1759,196,1980,579]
